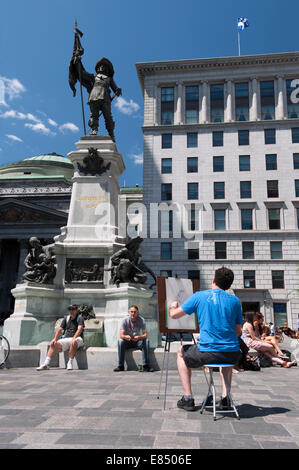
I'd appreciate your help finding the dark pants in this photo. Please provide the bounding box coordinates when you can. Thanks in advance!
[88,99,115,140]
[117,339,150,367]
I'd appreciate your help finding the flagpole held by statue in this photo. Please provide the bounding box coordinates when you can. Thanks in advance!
[68,20,122,141]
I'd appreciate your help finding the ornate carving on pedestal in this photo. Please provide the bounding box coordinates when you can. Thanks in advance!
[23,237,56,284]
[65,258,104,283]
[77,147,111,176]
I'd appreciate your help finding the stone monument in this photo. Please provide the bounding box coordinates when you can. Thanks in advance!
[3,22,159,353]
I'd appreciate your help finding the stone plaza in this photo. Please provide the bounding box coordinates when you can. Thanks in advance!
[0,337,298,450]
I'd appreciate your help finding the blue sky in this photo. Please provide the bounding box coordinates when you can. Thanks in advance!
[1,0,299,187]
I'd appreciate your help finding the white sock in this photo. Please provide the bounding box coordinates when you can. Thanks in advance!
[44,357,51,366]
[68,358,73,364]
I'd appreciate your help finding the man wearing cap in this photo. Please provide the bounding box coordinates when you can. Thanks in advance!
[36,304,85,371]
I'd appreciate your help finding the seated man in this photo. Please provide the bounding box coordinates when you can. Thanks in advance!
[37,304,85,371]
[114,305,153,372]
[169,267,243,412]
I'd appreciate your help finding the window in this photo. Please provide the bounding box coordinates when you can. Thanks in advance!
[213,156,224,172]
[210,84,224,122]
[161,210,173,234]
[241,209,253,230]
[189,204,199,231]
[270,241,282,259]
[239,155,250,171]
[161,242,172,260]
[161,133,172,148]
[268,208,280,229]
[188,248,199,259]
[187,182,198,200]
[213,131,223,147]
[187,132,198,148]
[160,270,172,277]
[272,270,284,289]
[292,128,299,143]
[187,157,198,173]
[185,86,199,124]
[286,79,299,118]
[242,241,254,259]
[240,181,251,199]
[161,87,174,125]
[264,129,276,144]
[295,180,299,197]
[267,180,279,198]
[214,209,226,230]
[244,270,256,288]
[266,154,277,170]
[260,80,275,120]
[297,208,299,228]
[161,183,172,201]
[273,303,287,327]
[214,182,225,199]
[293,153,299,169]
[161,158,172,174]
[235,82,249,121]
[188,270,200,280]
[215,242,227,259]
[238,130,249,146]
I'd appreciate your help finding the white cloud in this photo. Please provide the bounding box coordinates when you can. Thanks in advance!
[48,118,58,127]
[130,152,143,165]
[0,77,26,103]
[24,122,53,135]
[59,122,79,133]
[6,134,23,142]
[0,109,40,122]
[114,97,140,115]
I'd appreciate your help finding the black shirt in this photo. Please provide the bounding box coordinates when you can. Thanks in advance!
[60,314,85,338]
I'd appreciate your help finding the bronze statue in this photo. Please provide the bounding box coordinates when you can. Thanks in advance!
[108,237,156,288]
[77,147,111,176]
[69,22,122,141]
[23,237,56,284]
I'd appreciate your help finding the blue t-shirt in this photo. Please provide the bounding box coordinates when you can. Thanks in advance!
[181,289,243,352]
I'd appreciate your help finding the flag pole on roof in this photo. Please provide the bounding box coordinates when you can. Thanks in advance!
[237,17,249,56]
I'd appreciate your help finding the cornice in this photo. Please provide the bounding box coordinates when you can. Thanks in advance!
[136,51,299,91]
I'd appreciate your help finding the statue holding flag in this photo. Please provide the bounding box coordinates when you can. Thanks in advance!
[69,21,122,141]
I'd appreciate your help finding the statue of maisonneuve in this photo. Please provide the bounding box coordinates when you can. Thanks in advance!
[69,23,122,141]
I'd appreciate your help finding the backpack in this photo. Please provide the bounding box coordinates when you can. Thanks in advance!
[62,314,84,340]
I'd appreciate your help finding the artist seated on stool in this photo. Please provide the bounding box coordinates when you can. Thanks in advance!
[114,305,153,372]
[169,267,243,412]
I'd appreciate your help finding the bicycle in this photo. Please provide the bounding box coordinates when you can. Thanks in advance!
[0,334,10,367]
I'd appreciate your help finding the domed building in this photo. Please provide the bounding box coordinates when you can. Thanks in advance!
[0,153,73,315]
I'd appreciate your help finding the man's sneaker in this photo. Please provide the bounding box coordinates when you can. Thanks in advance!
[36,364,50,371]
[67,362,73,371]
[142,364,154,372]
[113,365,125,372]
[201,394,213,407]
[177,396,196,412]
[218,396,233,410]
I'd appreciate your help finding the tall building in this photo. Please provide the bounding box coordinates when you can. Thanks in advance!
[136,51,299,329]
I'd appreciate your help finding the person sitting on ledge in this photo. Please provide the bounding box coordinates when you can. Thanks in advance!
[113,305,153,372]
[36,304,85,371]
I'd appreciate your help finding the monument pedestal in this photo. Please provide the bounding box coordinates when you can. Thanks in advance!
[5,136,159,350]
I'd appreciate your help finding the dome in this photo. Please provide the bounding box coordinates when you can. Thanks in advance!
[0,152,74,181]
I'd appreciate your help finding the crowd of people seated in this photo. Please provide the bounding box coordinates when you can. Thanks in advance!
[241,312,297,369]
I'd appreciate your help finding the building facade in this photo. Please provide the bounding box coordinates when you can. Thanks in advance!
[136,52,299,329]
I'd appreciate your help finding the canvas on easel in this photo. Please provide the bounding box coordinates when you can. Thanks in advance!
[157,276,199,334]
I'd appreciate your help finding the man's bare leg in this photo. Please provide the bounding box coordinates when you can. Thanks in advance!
[177,346,192,396]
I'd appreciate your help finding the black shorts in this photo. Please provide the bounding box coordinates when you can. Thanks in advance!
[182,344,241,369]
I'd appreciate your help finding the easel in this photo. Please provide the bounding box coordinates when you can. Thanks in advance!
[157,332,197,410]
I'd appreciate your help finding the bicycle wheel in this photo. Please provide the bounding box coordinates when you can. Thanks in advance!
[0,335,10,366]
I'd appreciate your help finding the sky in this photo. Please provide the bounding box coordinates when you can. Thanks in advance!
[1,0,299,187]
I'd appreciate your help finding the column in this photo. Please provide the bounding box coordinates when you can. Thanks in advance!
[16,239,28,282]
[276,75,285,120]
[200,81,208,123]
[225,80,233,122]
[249,77,258,121]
